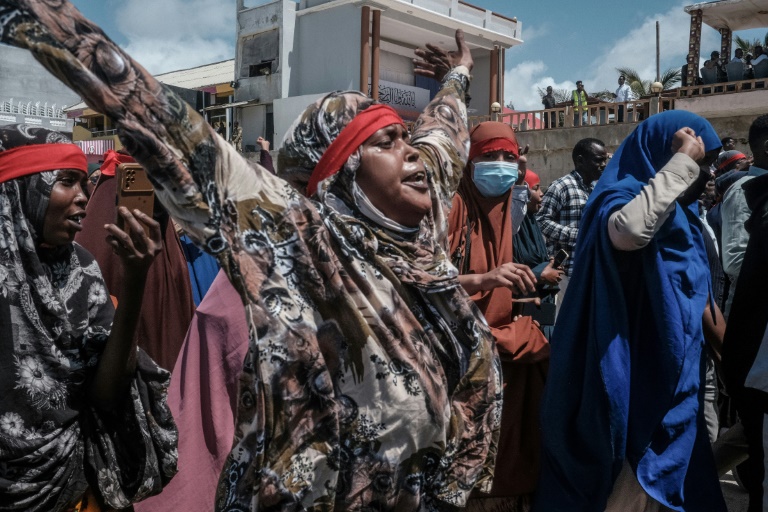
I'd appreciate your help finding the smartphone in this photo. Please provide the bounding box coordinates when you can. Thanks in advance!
[552,249,569,269]
[116,163,154,235]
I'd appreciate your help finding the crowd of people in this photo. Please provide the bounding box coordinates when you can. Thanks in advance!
[696,48,768,84]
[539,75,640,128]
[2,1,768,511]
[538,46,767,129]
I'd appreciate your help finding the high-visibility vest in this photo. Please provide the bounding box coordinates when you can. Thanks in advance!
[572,90,588,111]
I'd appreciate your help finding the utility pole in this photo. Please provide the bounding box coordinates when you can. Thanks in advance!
[656,21,661,82]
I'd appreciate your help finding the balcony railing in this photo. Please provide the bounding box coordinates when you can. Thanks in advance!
[469,98,672,131]
[89,129,118,138]
[678,76,768,97]
[0,99,66,119]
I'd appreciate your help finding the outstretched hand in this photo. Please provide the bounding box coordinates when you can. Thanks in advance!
[413,29,473,82]
[104,207,163,274]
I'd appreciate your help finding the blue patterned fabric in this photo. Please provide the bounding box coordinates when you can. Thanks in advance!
[535,111,726,511]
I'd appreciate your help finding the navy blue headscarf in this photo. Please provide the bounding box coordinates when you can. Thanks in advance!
[534,111,726,511]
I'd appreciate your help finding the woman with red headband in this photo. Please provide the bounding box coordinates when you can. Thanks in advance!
[447,122,554,511]
[2,3,501,509]
[0,124,177,511]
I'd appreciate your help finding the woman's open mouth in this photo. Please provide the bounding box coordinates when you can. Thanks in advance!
[402,170,428,190]
[66,213,86,230]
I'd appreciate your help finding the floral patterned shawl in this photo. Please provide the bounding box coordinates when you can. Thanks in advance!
[0,124,178,511]
[0,3,501,510]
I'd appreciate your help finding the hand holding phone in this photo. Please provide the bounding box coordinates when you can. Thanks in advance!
[552,249,569,269]
[116,163,154,236]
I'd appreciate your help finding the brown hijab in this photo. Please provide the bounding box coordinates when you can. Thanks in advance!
[449,122,519,328]
[448,124,550,500]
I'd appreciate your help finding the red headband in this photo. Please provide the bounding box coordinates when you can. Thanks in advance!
[468,137,519,162]
[468,121,519,162]
[524,170,540,188]
[100,149,136,177]
[306,104,405,196]
[0,144,87,184]
[717,152,747,171]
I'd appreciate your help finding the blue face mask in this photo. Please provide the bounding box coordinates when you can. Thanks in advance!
[472,161,519,197]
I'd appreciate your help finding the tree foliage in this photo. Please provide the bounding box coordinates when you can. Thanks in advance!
[537,87,571,104]
[734,32,768,57]
[591,89,614,102]
[615,67,681,97]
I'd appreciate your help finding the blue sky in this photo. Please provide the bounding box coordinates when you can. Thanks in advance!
[70,0,768,110]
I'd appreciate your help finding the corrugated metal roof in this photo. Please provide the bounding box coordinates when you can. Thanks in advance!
[155,59,235,89]
[65,59,235,111]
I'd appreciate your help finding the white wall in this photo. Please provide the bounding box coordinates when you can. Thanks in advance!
[240,104,267,150]
[0,45,80,110]
[380,50,415,86]
[290,5,360,96]
[471,52,491,117]
[280,0,296,98]
[273,92,328,147]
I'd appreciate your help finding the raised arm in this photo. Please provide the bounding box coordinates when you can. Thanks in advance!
[0,0,298,250]
[411,30,473,210]
[90,208,163,408]
[608,128,706,251]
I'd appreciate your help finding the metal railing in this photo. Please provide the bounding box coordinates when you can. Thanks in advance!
[0,99,66,119]
[469,98,671,131]
[89,129,118,138]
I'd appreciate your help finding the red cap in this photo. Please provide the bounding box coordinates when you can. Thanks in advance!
[524,169,540,188]
[100,150,136,176]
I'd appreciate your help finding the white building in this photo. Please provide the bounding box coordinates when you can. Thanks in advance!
[0,45,79,133]
[232,0,522,149]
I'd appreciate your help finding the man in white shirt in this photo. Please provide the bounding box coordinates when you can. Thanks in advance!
[613,75,632,122]
[752,45,767,65]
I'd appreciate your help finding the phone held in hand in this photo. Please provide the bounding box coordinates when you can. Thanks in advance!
[552,249,569,269]
[116,163,154,235]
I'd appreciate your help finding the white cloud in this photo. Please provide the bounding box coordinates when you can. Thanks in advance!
[504,1,721,110]
[587,1,719,92]
[503,60,577,111]
[519,22,550,44]
[115,0,236,74]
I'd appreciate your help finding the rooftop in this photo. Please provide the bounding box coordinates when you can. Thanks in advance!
[240,0,522,51]
[65,59,235,112]
[685,0,768,30]
[154,59,235,90]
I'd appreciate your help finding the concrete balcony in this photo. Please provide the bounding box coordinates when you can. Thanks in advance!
[505,83,764,186]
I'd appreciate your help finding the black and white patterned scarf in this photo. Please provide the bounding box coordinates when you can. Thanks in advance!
[0,124,178,511]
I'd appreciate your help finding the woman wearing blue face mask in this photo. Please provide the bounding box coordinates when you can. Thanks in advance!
[448,121,549,511]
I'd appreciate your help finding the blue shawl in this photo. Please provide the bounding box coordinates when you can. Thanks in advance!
[534,111,726,511]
